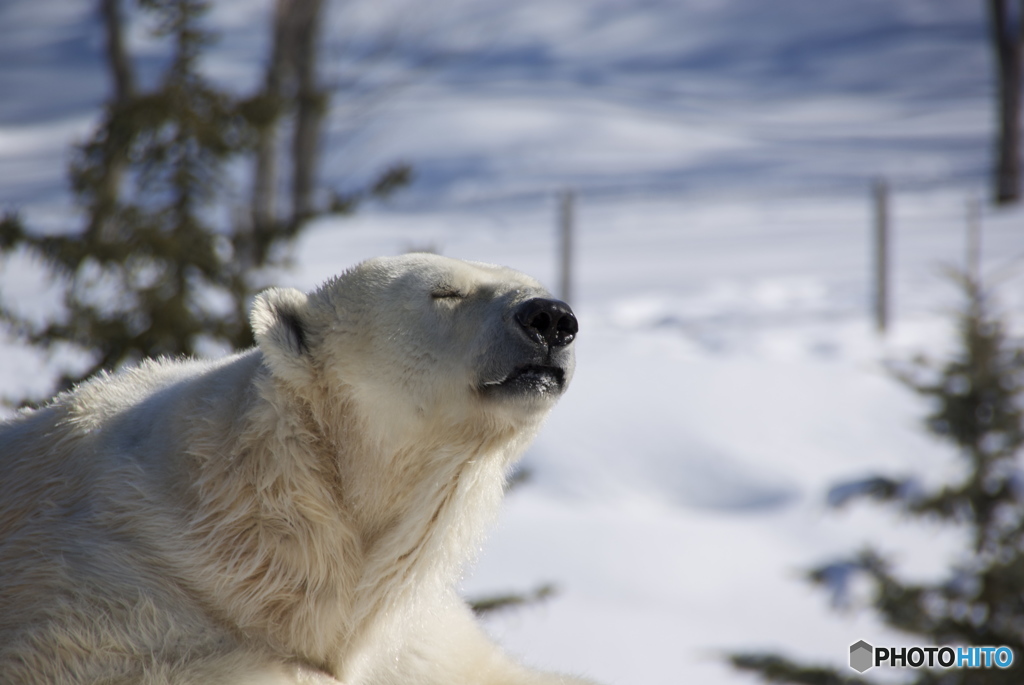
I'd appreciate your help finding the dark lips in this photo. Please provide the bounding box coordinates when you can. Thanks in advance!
[482,364,566,396]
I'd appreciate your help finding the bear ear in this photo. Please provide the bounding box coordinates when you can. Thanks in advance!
[251,288,314,383]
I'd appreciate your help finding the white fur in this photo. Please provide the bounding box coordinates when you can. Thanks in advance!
[0,254,594,685]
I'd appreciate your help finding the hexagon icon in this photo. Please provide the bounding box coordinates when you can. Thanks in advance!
[850,640,874,673]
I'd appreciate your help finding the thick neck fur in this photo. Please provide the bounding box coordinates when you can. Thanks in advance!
[180,360,539,678]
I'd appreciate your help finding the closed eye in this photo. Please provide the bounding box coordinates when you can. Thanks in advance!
[431,288,465,300]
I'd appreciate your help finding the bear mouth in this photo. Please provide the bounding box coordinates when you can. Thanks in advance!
[481,364,566,397]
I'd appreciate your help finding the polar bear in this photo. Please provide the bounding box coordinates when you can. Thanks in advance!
[0,254,592,685]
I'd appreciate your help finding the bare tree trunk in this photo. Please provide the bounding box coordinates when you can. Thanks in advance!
[251,0,294,240]
[94,0,135,237]
[100,0,134,101]
[989,0,1023,205]
[251,0,326,238]
[290,0,327,228]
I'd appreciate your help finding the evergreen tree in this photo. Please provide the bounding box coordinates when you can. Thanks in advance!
[729,275,1024,684]
[0,0,409,400]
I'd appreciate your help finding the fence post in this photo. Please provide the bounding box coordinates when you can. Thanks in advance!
[873,179,889,335]
[559,189,574,304]
[966,197,982,287]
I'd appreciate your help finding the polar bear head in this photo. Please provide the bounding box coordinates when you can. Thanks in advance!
[249,254,577,448]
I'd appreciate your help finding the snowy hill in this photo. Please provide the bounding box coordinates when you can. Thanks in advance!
[2,1,1023,683]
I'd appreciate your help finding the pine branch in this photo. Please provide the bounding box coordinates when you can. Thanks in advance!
[468,583,557,617]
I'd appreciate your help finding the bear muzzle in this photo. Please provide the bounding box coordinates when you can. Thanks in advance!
[479,298,577,401]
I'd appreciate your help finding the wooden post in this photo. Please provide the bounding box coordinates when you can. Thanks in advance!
[873,179,889,334]
[967,197,982,287]
[559,189,574,304]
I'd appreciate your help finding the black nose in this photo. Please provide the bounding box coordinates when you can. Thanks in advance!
[514,298,578,348]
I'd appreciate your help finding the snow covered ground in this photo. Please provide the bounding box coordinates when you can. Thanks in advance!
[2,1,1024,683]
